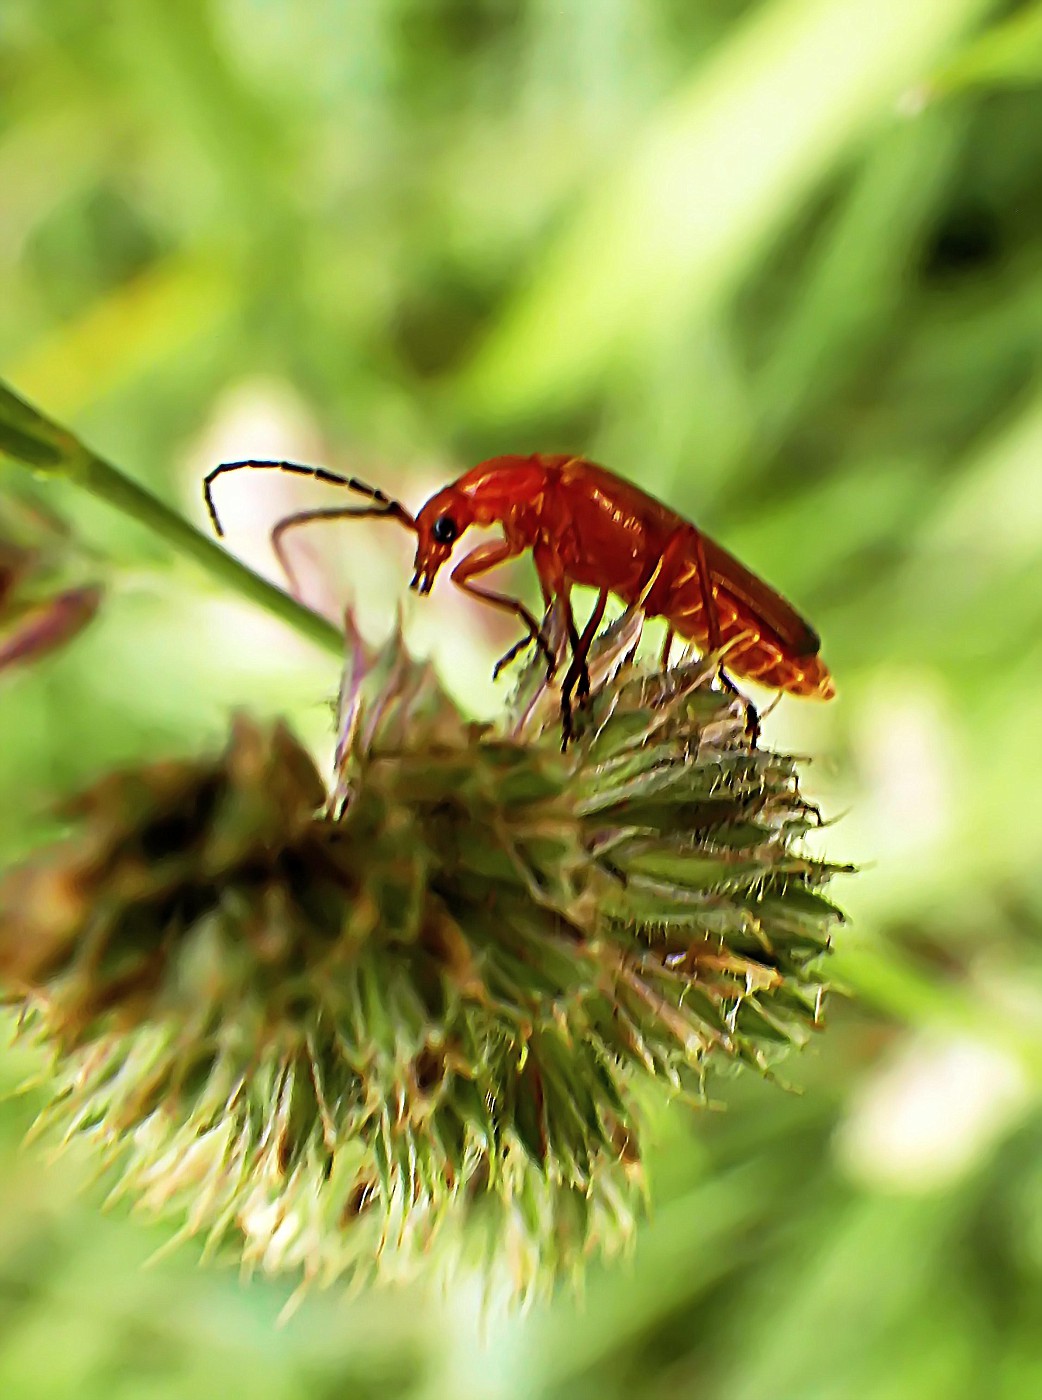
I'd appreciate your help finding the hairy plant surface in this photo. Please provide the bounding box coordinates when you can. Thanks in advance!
[0,618,842,1299]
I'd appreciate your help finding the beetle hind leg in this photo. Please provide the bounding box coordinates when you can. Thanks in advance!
[716,668,761,746]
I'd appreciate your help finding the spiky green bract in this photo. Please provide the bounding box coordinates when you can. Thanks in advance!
[0,619,843,1301]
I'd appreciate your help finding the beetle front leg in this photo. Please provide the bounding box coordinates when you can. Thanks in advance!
[491,632,538,680]
[450,541,556,677]
[491,583,559,680]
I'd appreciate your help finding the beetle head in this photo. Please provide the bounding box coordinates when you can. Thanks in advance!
[410,489,475,595]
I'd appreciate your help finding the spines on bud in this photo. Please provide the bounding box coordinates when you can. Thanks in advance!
[0,614,845,1299]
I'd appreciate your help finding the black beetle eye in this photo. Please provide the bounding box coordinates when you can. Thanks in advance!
[432,514,458,544]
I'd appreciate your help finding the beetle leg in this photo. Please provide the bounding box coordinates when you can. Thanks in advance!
[558,589,608,748]
[568,598,595,704]
[554,588,586,746]
[557,590,580,746]
[560,589,582,688]
[716,669,761,747]
[529,543,595,718]
[690,529,722,653]
[661,627,675,669]
[450,540,556,675]
[688,530,757,737]
[491,631,537,679]
[492,588,557,680]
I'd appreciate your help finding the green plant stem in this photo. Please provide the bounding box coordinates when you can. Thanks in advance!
[79,452,344,654]
[0,379,344,657]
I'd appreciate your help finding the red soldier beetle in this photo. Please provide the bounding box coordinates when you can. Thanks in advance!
[204,452,834,742]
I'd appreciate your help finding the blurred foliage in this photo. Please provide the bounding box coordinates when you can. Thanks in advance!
[3,0,1042,1396]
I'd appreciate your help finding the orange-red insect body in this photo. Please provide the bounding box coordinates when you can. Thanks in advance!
[411,454,834,700]
[204,452,834,709]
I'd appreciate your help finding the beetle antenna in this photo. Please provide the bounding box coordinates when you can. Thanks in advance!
[203,460,416,537]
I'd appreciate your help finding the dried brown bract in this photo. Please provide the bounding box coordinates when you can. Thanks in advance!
[0,494,100,676]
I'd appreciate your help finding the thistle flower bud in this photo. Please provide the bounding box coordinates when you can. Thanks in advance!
[0,614,844,1301]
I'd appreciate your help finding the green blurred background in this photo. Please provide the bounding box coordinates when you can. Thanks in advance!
[4,0,1042,1395]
